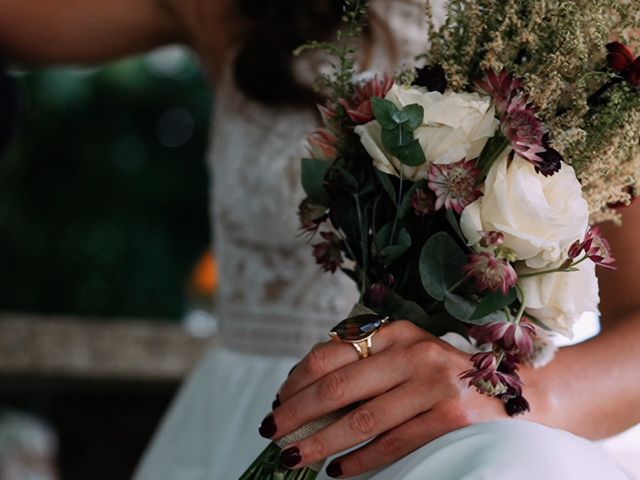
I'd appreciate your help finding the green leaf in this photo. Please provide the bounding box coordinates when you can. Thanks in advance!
[444,293,507,325]
[387,292,431,329]
[392,103,424,130]
[375,169,397,205]
[419,232,467,301]
[374,222,394,250]
[371,97,398,129]
[446,209,466,243]
[389,139,426,167]
[380,228,412,263]
[301,158,331,204]
[470,288,517,320]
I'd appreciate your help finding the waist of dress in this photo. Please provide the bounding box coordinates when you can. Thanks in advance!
[216,304,342,358]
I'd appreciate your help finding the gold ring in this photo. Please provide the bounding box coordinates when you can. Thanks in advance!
[328,314,389,359]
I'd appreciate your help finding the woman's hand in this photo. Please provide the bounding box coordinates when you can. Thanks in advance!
[260,320,510,477]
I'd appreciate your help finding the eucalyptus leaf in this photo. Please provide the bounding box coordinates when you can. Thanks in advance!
[375,222,394,250]
[419,232,468,301]
[375,169,397,205]
[301,158,331,204]
[371,97,398,129]
[389,139,426,167]
[470,288,517,320]
[380,228,412,263]
[387,291,431,329]
[446,208,466,243]
[444,292,507,325]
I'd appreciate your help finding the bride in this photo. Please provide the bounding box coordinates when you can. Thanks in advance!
[1,0,639,478]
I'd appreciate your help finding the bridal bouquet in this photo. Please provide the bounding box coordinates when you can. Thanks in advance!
[241,0,639,478]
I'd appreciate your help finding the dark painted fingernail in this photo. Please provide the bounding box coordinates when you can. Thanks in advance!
[272,395,281,410]
[326,460,343,478]
[280,447,302,468]
[259,414,277,438]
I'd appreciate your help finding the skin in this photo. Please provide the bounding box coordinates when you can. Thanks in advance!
[1,1,639,476]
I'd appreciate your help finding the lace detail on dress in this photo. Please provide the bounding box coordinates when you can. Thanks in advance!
[208,0,439,357]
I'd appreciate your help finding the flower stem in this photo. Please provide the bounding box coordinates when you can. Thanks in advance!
[518,256,587,279]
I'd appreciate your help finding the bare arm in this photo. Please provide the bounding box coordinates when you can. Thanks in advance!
[0,0,187,65]
[525,200,640,439]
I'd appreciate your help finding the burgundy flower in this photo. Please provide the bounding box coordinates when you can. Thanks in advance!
[427,159,482,214]
[502,95,547,167]
[339,75,395,124]
[306,128,338,161]
[414,64,448,93]
[411,188,436,217]
[298,199,328,235]
[312,232,343,273]
[468,320,536,357]
[606,41,640,86]
[475,69,524,117]
[364,282,391,308]
[583,227,616,270]
[505,394,530,416]
[569,227,616,270]
[463,252,518,295]
[535,135,563,177]
[479,230,505,248]
[461,352,523,397]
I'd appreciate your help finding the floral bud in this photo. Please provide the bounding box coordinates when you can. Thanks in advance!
[463,252,518,295]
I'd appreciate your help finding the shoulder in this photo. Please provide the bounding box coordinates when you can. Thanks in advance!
[159,0,250,82]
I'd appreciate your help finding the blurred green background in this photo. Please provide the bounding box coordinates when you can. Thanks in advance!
[0,48,212,320]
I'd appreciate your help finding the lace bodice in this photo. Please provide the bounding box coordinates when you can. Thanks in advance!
[208,0,446,357]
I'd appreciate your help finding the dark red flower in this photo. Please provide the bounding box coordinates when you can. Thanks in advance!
[606,42,640,86]
[469,319,536,357]
[475,69,525,117]
[312,232,343,273]
[461,352,523,397]
[339,75,395,124]
[463,252,518,295]
[569,226,616,270]
[411,188,436,217]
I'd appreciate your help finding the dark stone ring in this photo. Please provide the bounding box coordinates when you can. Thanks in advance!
[328,314,389,359]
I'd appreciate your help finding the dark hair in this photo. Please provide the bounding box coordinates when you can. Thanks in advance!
[234,0,342,106]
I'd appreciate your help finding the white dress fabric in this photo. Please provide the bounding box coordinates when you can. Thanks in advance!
[132,1,635,478]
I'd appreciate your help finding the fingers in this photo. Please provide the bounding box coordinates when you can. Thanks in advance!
[279,320,421,403]
[327,409,469,477]
[277,383,429,470]
[271,348,413,440]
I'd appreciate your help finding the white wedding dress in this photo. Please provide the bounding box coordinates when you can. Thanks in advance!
[132,1,635,479]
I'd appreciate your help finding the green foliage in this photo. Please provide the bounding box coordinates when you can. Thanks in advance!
[419,232,467,301]
[444,292,507,325]
[371,97,426,167]
[301,158,331,205]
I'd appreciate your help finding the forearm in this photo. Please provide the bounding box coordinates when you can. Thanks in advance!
[0,0,184,65]
[525,314,640,439]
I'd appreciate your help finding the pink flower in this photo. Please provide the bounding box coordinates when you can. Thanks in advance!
[339,75,395,124]
[479,230,505,248]
[312,232,343,273]
[583,227,616,270]
[568,227,616,270]
[411,188,436,217]
[502,95,547,167]
[463,252,518,295]
[475,69,524,117]
[461,352,523,397]
[318,101,338,127]
[306,128,338,161]
[468,320,536,357]
[427,159,482,214]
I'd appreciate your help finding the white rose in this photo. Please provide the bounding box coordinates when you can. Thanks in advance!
[460,152,589,269]
[519,259,600,337]
[355,84,498,182]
